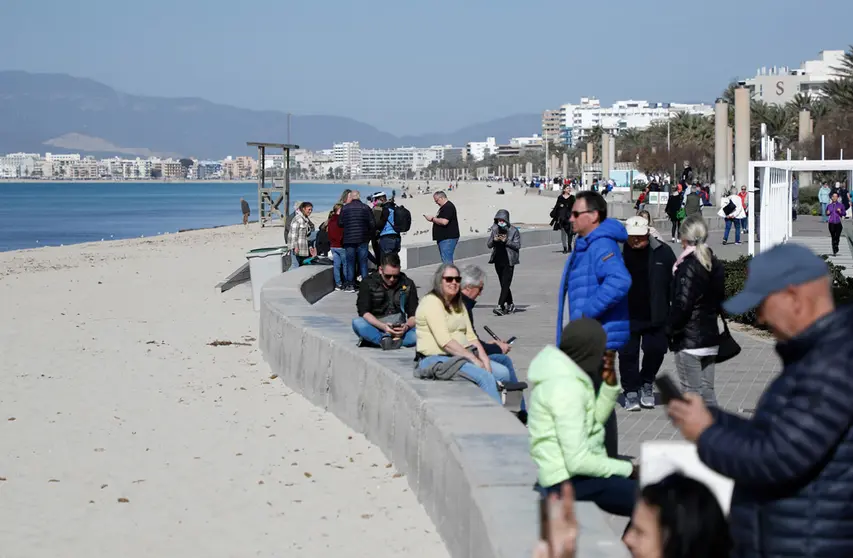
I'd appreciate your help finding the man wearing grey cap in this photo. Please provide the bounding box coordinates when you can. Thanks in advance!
[667,242,853,557]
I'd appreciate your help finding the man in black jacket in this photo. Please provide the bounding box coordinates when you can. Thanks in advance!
[352,252,418,350]
[339,190,375,292]
[619,216,676,411]
[669,243,853,558]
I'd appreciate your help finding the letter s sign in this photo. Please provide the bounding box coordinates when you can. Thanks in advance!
[776,81,785,96]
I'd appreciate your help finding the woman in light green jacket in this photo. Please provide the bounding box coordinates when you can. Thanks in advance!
[528,318,637,517]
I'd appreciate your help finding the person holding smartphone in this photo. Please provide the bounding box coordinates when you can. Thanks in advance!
[487,209,521,316]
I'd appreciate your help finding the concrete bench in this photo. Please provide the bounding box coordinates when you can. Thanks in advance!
[259,246,630,557]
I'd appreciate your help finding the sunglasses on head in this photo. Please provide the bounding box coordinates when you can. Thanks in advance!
[442,276,462,283]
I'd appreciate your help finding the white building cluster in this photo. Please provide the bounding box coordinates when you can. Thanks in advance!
[544,97,715,147]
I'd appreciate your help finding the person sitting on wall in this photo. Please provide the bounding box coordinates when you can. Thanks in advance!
[352,252,418,350]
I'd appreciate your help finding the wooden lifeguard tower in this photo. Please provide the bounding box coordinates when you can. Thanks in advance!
[247,142,299,228]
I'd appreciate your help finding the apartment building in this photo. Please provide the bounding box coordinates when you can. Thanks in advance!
[466,137,498,162]
[541,109,562,143]
[333,141,361,176]
[739,50,845,105]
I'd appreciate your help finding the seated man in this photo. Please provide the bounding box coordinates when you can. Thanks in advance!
[352,252,418,350]
[460,265,526,415]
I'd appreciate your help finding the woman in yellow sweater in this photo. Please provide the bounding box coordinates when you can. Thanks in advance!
[415,263,513,403]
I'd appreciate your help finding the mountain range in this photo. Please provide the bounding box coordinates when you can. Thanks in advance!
[0,71,540,159]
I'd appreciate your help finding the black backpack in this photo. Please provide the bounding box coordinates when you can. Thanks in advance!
[392,205,412,233]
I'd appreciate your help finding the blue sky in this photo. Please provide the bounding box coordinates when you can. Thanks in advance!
[2,0,851,135]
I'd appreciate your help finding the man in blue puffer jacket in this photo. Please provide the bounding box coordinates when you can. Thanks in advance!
[556,191,631,350]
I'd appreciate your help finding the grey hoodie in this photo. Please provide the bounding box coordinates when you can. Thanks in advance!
[487,209,521,266]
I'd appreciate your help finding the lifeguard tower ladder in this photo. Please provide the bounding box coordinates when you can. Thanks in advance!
[247,142,299,228]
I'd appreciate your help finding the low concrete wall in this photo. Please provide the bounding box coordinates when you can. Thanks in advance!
[260,262,629,558]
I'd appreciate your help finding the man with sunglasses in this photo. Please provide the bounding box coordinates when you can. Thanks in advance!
[352,252,419,350]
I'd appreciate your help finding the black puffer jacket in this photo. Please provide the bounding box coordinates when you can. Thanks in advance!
[698,306,853,557]
[339,200,375,245]
[667,252,724,351]
[356,269,418,319]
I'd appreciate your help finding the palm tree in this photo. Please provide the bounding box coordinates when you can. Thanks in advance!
[823,45,853,111]
[582,126,604,162]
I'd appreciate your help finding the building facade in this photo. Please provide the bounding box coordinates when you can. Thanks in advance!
[739,50,846,106]
[542,109,562,143]
[333,141,361,176]
[466,137,498,162]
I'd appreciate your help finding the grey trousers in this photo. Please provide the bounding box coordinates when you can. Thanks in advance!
[674,351,718,407]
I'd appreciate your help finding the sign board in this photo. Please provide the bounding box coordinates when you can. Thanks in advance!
[647,192,670,205]
[641,440,734,514]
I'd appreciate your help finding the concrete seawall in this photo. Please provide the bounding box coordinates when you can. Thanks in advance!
[260,231,630,558]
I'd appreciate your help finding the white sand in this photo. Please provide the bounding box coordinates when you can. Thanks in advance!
[0,225,446,557]
[0,182,555,556]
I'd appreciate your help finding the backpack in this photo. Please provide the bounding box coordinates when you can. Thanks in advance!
[392,204,412,233]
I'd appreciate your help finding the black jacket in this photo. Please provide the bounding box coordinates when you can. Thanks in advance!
[356,269,418,319]
[622,237,676,328]
[665,192,683,220]
[549,195,575,231]
[667,252,725,351]
[339,200,375,245]
[698,306,853,558]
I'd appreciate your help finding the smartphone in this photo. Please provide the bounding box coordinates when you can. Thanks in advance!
[391,323,404,329]
[482,325,501,341]
[506,336,517,344]
[655,376,685,404]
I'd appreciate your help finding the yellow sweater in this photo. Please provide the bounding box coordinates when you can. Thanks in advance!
[415,294,478,356]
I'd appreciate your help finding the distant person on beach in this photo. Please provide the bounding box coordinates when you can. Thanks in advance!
[425,191,459,264]
[288,202,316,268]
[340,190,375,291]
[240,197,250,226]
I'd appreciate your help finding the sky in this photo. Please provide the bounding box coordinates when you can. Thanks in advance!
[2,0,852,136]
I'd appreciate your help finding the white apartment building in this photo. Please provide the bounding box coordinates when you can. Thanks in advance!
[739,50,846,105]
[333,141,361,176]
[466,137,498,162]
[510,134,544,147]
[359,147,442,177]
[0,152,40,177]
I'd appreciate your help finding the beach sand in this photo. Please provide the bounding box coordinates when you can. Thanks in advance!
[0,181,556,556]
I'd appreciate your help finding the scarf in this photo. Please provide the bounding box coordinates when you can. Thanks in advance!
[673,245,696,275]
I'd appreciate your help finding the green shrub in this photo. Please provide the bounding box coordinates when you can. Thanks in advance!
[721,254,853,328]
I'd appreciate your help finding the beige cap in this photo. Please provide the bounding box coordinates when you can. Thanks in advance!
[625,216,649,236]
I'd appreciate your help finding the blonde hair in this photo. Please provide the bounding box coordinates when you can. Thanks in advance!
[679,215,712,271]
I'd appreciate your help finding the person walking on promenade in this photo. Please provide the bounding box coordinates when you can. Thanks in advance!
[720,189,746,245]
[665,184,684,242]
[550,184,575,253]
[288,201,316,268]
[840,181,851,219]
[556,191,631,458]
[791,177,800,222]
[684,184,702,218]
[667,242,853,558]
[619,216,676,411]
[667,216,725,407]
[488,209,521,316]
[240,197,250,226]
[529,319,637,517]
[414,264,514,404]
[339,190,375,291]
[425,191,460,264]
[826,192,845,257]
[818,182,832,222]
[737,185,749,234]
[325,204,346,290]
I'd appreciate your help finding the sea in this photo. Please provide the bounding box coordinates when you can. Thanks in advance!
[0,181,385,252]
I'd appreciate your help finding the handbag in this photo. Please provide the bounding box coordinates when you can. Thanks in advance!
[716,311,741,364]
[722,199,736,216]
[676,207,686,221]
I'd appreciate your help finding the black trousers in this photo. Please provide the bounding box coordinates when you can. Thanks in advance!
[670,218,679,239]
[830,222,843,254]
[495,262,514,307]
[617,326,668,393]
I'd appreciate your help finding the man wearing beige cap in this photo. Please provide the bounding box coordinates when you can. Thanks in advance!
[619,216,676,411]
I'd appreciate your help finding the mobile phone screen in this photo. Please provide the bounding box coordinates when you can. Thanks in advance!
[655,376,685,404]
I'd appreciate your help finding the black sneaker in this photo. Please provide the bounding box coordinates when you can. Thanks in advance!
[493,307,505,317]
[380,336,403,351]
[515,410,528,426]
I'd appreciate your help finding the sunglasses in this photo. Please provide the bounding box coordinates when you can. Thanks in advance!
[382,272,400,280]
[442,276,462,283]
[571,209,596,218]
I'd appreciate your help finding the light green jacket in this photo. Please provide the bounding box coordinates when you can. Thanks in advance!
[528,345,632,487]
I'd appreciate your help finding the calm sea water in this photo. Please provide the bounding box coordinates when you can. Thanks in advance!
[0,181,382,252]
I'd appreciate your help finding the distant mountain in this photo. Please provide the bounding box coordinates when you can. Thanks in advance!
[0,71,540,158]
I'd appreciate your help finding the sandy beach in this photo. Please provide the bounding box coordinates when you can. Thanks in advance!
[0,181,555,556]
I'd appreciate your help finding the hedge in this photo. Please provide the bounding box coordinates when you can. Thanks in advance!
[722,255,853,328]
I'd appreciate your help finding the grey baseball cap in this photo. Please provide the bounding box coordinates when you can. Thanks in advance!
[723,243,829,314]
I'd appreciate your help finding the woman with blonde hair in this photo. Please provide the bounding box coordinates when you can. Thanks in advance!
[666,216,725,407]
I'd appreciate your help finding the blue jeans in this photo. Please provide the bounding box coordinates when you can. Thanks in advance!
[417,354,511,403]
[536,476,637,518]
[344,243,369,285]
[484,350,526,411]
[740,217,748,233]
[723,218,741,243]
[379,235,401,255]
[351,317,416,347]
[821,202,829,222]
[437,238,458,264]
[331,247,347,287]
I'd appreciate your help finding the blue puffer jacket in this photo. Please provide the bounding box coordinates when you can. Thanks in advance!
[555,218,631,350]
[339,200,375,245]
[698,306,853,558]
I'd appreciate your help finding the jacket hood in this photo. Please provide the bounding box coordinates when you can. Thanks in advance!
[494,209,511,224]
[527,345,590,387]
[580,218,628,246]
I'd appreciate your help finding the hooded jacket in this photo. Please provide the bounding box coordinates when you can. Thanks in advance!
[487,209,521,266]
[556,218,631,350]
[528,345,633,487]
